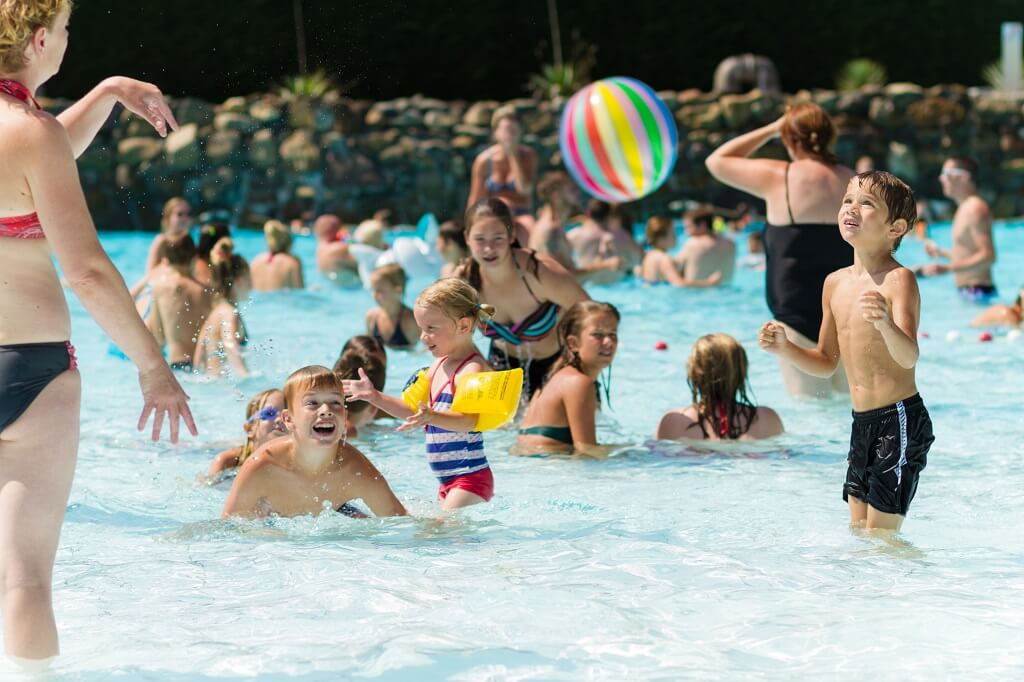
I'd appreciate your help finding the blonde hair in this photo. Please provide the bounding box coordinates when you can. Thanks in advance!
[644,216,673,246]
[687,333,756,439]
[370,262,407,291]
[354,219,385,248]
[209,237,247,302]
[0,0,71,73]
[283,365,344,412]
[263,219,292,254]
[238,388,283,466]
[415,277,494,323]
[160,197,190,229]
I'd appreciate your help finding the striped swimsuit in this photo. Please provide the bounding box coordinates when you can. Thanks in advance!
[424,353,490,484]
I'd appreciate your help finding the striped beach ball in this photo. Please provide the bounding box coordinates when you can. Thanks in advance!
[559,77,678,203]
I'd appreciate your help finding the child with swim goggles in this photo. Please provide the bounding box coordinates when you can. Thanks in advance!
[343,278,519,510]
[206,388,287,478]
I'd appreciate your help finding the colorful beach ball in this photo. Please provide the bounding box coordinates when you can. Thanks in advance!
[560,77,678,203]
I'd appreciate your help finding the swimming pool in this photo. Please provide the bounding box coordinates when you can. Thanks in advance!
[33,222,1024,679]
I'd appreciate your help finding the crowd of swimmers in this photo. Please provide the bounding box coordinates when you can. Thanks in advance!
[0,2,1018,661]
[122,101,1022,538]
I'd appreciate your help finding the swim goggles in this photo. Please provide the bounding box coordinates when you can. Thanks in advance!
[249,406,282,422]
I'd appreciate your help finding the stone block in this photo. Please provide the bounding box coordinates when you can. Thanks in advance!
[163,123,200,171]
[214,112,257,134]
[206,130,242,165]
[117,137,163,166]
[248,129,277,169]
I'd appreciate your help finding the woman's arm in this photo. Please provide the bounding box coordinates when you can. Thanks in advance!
[467,150,489,207]
[704,118,786,199]
[219,315,249,377]
[292,257,305,288]
[56,77,178,158]
[531,252,590,308]
[25,115,195,442]
[208,447,242,476]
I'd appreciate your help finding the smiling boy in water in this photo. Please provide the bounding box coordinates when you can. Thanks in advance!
[222,365,407,519]
[758,171,934,531]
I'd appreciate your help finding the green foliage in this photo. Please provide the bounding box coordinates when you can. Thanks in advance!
[835,59,888,92]
[527,31,597,99]
[279,69,339,99]
[981,60,1024,89]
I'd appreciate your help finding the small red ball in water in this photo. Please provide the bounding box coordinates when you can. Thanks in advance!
[918,331,930,338]
[978,331,993,342]
[654,341,668,351]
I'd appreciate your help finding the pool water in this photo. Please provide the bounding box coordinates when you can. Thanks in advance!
[21,223,1024,679]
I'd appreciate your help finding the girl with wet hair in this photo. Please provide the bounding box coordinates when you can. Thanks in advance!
[655,334,783,441]
[193,238,249,377]
[705,102,854,399]
[206,388,287,477]
[517,301,620,454]
[251,219,304,291]
[455,198,589,400]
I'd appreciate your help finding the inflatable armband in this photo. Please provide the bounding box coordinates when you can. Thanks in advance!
[401,368,431,411]
[450,368,524,431]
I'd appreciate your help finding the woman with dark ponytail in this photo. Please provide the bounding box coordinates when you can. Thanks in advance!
[193,238,249,377]
[455,198,589,399]
[517,301,619,454]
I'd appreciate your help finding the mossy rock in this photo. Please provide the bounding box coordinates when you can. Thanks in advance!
[214,112,258,134]
[163,123,200,172]
[117,137,163,166]
[205,130,242,165]
[248,129,277,169]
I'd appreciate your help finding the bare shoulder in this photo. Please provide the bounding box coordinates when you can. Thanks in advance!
[886,265,919,291]
[655,408,698,440]
[824,266,852,288]
[962,195,992,220]
[750,406,784,438]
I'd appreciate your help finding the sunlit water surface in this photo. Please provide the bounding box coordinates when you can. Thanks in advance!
[10,223,1024,680]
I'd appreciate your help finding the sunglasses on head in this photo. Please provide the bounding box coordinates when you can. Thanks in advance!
[249,406,282,422]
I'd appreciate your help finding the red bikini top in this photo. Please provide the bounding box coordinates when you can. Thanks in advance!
[0,79,44,240]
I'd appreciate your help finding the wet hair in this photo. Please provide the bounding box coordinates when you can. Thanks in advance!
[370,263,407,291]
[157,233,196,267]
[490,105,518,131]
[332,349,385,419]
[209,237,249,301]
[263,219,292,254]
[947,156,978,178]
[415,277,495,323]
[238,388,283,466]
[586,199,612,223]
[537,171,573,205]
[314,214,343,240]
[541,301,620,402]
[644,216,673,246]
[687,333,757,439]
[0,0,72,73]
[341,334,386,364]
[160,197,191,234]
[854,170,917,251]
[685,206,715,233]
[438,219,467,251]
[459,198,537,291]
[283,365,344,412]
[197,222,231,261]
[780,102,838,165]
[354,219,385,248]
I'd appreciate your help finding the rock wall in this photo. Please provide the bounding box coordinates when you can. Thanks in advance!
[52,83,1024,230]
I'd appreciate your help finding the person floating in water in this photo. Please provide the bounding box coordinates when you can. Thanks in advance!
[222,366,406,519]
[914,156,997,303]
[759,171,934,532]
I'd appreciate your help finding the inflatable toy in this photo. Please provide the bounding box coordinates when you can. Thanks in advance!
[451,369,524,431]
[560,77,678,203]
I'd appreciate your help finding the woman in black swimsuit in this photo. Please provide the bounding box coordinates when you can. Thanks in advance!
[705,103,854,398]
[0,2,194,661]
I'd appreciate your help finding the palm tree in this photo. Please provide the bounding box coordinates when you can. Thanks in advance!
[293,0,308,74]
[547,0,562,70]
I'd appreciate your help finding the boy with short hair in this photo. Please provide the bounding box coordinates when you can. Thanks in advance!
[759,171,934,531]
[222,366,407,519]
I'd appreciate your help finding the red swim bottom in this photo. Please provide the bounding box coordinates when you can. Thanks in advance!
[438,467,494,502]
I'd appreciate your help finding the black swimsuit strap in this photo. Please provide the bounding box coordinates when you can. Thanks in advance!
[511,251,543,305]
[784,163,795,225]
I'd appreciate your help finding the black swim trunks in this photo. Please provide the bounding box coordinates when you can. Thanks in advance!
[843,393,934,516]
[0,341,77,433]
[957,284,998,303]
[486,341,558,400]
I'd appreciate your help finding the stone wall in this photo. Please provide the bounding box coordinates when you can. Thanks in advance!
[52,83,1024,230]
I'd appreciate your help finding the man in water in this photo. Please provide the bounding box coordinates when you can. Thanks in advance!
[674,206,736,285]
[567,200,634,283]
[314,214,361,287]
[528,171,579,273]
[915,156,997,302]
[134,235,210,371]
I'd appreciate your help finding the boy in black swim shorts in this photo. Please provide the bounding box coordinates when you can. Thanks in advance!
[759,171,935,531]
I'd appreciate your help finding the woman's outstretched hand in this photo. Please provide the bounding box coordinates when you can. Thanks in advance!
[106,76,179,138]
[137,364,197,443]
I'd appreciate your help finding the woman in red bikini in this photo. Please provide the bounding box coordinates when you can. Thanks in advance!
[0,1,194,663]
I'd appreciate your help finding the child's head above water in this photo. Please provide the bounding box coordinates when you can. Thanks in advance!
[842,171,917,252]
[282,366,347,444]
[414,278,495,356]
[333,349,385,425]
[263,219,293,254]
[543,301,620,399]
[687,333,756,439]
[156,233,196,267]
[240,388,286,464]
[370,263,408,298]
[644,216,674,248]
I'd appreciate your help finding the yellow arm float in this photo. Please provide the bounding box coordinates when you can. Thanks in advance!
[400,368,431,411]
[450,368,524,431]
